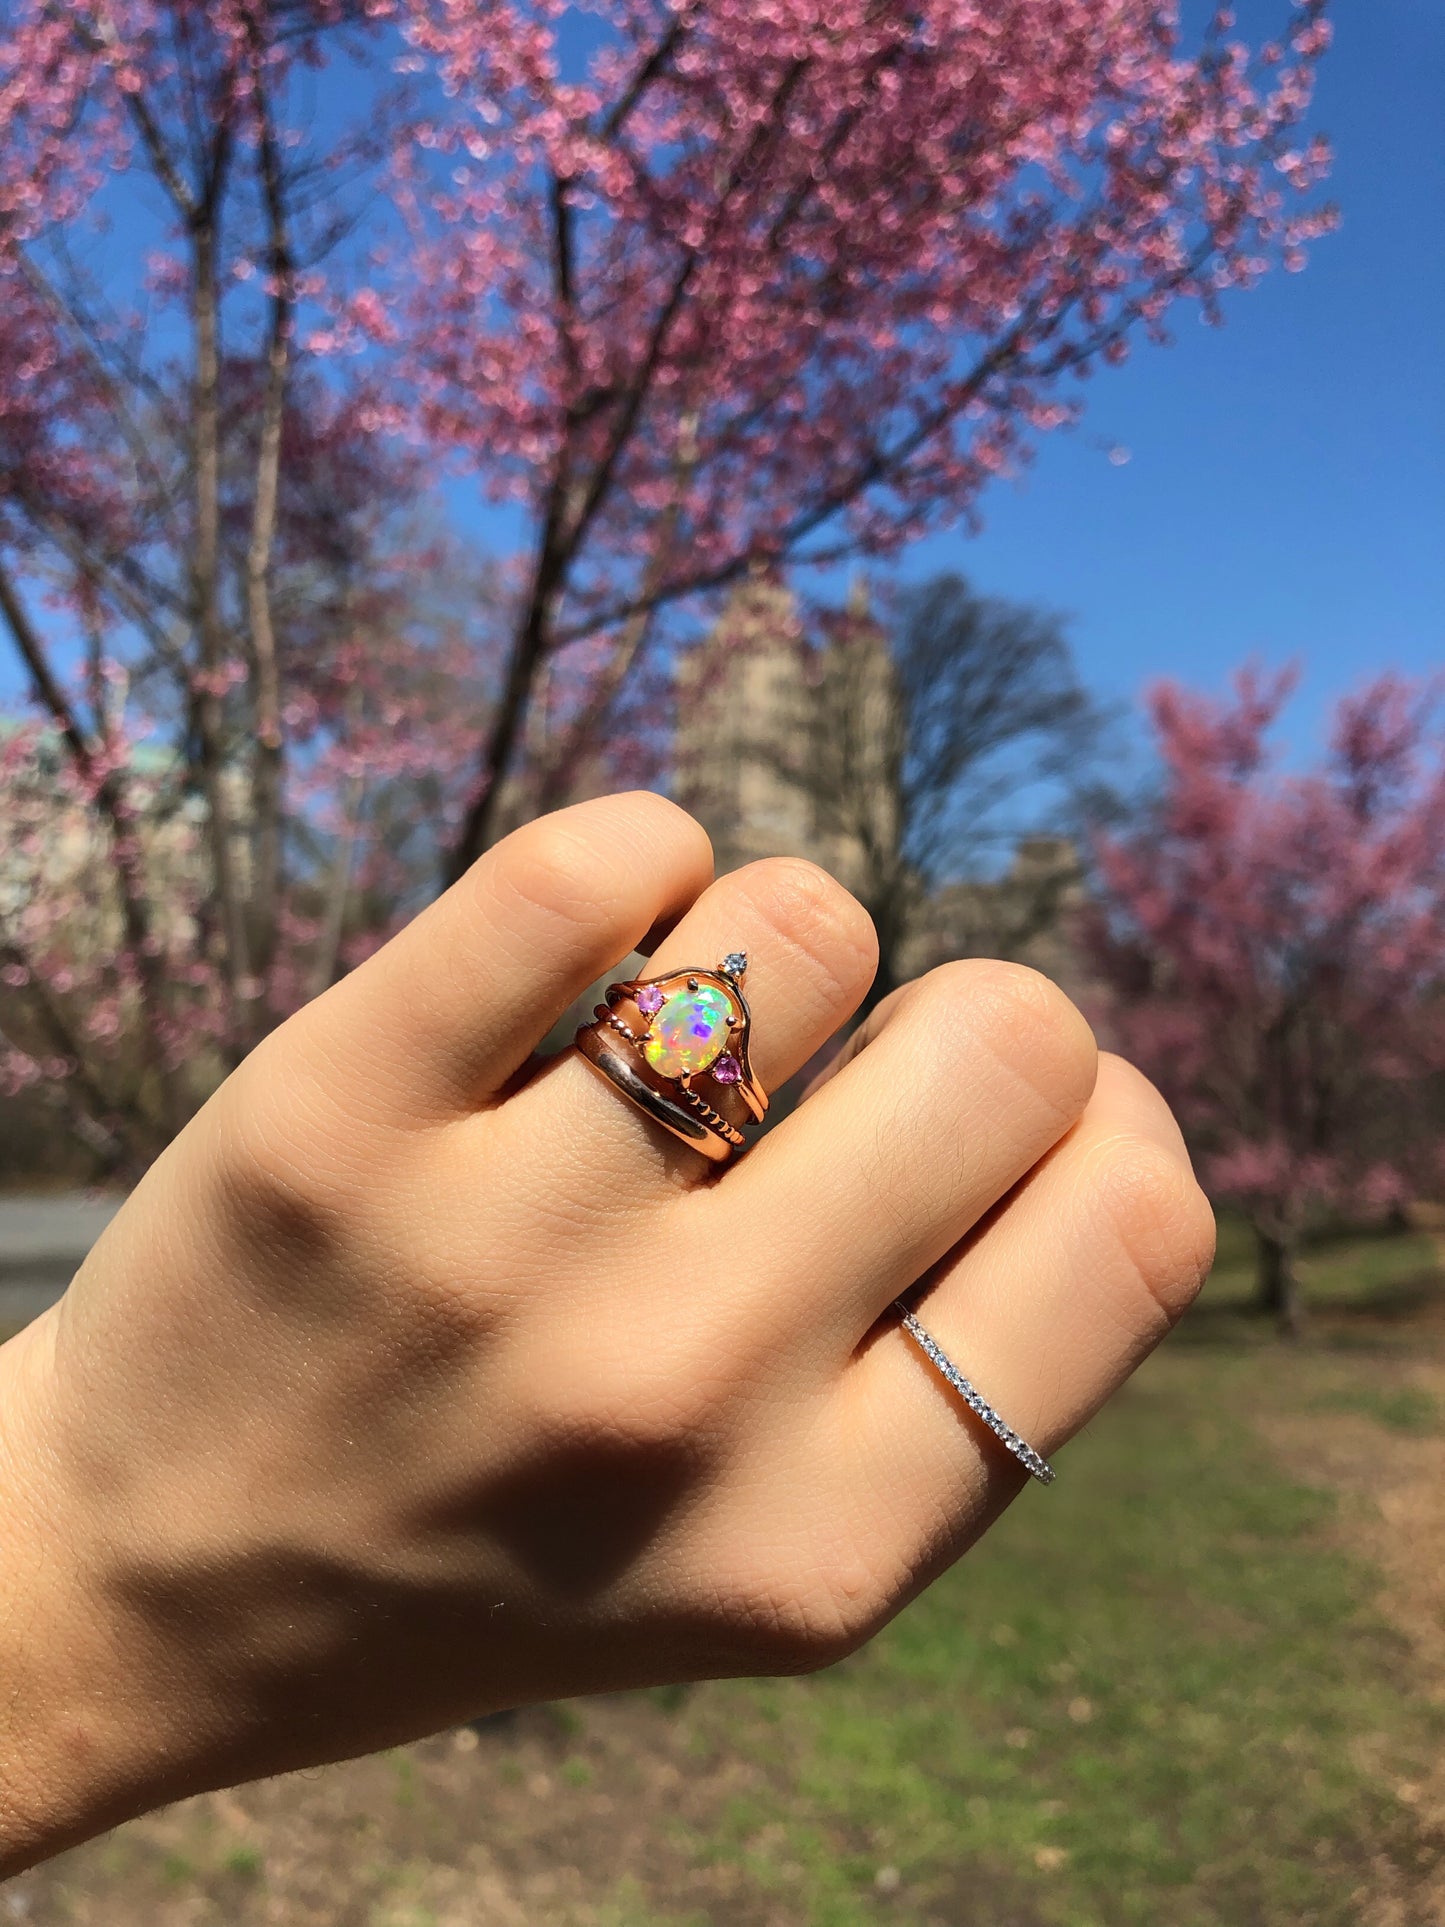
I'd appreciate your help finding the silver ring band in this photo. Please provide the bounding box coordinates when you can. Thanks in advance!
[896,1303,1056,1486]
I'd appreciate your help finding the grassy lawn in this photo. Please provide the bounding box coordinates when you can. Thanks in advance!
[1201,1212,1441,1317]
[669,1220,1444,1927]
[12,1223,1445,1926]
[679,1357,1434,1925]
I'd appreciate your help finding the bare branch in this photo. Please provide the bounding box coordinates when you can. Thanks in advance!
[598,7,699,143]
[241,10,297,994]
[0,557,96,768]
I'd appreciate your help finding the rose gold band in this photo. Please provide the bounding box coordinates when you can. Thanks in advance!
[573,954,768,1163]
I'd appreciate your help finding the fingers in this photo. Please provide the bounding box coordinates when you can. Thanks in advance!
[497,854,878,1189]
[715,959,1099,1336]
[292,793,715,1115]
[643,859,879,1094]
[797,979,911,1101]
[833,1053,1214,1587]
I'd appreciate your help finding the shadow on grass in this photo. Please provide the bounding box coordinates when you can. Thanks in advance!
[1177,1214,1445,1355]
[1176,1268,1445,1355]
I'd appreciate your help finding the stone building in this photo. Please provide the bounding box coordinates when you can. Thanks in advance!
[900,837,1091,1001]
[673,572,900,901]
[674,575,1089,996]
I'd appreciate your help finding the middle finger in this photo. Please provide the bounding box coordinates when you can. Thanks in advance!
[710,958,1098,1350]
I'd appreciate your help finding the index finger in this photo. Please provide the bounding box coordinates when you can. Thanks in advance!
[288,792,715,1116]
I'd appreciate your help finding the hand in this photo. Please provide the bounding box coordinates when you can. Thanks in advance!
[0,793,1213,1870]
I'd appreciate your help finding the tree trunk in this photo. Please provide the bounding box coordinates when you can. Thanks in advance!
[243,48,294,1009]
[446,601,551,884]
[191,213,253,1033]
[1254,1222,1305,1336]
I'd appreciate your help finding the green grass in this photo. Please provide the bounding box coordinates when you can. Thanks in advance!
[221,1844,265,1882]
[390,1752,418,1810]
[1308,1383,1439,1433]
[592,1877,709,1927]
[661,1268,1444,1927]
[1203,1215,1440,1317]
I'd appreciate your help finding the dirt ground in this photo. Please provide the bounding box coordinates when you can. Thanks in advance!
[8,1695,846,1927]
[1264,1332,1445,1927]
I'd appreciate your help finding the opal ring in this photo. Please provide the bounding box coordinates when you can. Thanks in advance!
[896,1303,1056,1485]
[574,951,768,1163]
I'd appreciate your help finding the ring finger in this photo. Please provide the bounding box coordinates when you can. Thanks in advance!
[835,1052,1215,1583]
[709,958,1100,1347]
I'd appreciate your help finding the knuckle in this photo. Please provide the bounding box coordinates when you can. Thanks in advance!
[614,787,714,858]
[722,1568,883,1675]
[1090,1134,1217,1323]
[917,958,1097,1115]
[734,858,879,994]
[1094,1053,1187,1148]
[490,813,617,933]
[213,1069,365,1267]
[515,1333,727,1461]
[487,794,712,936]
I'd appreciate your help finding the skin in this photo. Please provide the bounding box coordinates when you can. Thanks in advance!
[0,792,1215,1874]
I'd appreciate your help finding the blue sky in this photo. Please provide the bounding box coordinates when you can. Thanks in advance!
[899,0,1444,747]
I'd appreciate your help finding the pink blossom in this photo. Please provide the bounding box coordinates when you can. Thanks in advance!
[1091,669,1445,1262]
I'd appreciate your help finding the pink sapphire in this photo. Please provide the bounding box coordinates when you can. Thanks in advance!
[636,985,664,1016]
[712,1053,742,1085]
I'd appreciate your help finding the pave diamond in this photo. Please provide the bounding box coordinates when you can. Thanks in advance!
[896,1305,1056,1485]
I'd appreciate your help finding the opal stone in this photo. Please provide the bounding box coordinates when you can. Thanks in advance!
[643,983,734,1078]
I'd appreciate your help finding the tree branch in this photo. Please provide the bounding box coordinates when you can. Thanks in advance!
[444,57,815,877]
[187,130,253,1028]
[0,558,95,769]
[598,7,698,143]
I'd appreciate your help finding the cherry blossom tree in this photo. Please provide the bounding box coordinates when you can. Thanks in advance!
[383,0,1338,871]
[0,0,1336,1171]
[1089,670,1445,1332]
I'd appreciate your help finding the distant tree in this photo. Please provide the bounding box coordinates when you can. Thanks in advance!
[1089,669,1445,1332]
[803,573,1108,1011]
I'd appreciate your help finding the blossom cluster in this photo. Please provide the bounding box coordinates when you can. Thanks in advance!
[1093,670,1445,1229]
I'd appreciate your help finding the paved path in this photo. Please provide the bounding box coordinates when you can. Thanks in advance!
[0,1194,123,1328]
